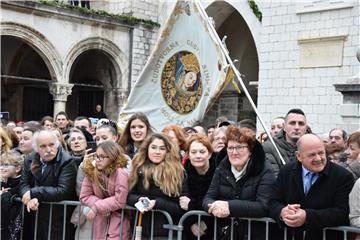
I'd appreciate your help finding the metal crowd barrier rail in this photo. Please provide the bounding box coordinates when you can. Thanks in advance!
[175,210,360,240]
[176,210,277,240]
[13,199,360,240]
[323,226,360,240]
[15,199,174,240]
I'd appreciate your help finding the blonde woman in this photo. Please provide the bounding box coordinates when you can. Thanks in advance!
[127,133,185,239]
[80,141,130,240]
[0,127,12,154]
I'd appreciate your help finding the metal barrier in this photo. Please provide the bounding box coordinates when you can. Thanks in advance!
[323,226,360,240]
[131,207,174,240]
[176,210,277,240]
[15,200,174,240]
[175,210,360,240]
[12,200,360,240]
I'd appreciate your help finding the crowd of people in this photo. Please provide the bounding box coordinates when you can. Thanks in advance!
[0,107,360,240]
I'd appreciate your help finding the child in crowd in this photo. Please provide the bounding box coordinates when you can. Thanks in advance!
[80,141,130,240]
[1,152,24,240]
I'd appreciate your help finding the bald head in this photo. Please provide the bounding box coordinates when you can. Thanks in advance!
[296,134,327,173]
[297,134,323,151]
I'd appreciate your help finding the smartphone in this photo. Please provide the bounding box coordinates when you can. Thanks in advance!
[87,141,97,154]
[135,197,151,213]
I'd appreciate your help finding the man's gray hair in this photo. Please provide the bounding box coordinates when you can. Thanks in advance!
[32,129,60,152]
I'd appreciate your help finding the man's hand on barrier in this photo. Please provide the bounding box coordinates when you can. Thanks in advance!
[179,196,190,210]
[26,198,39,212]
[283,208,306,227]
[281,204,296,220]
[86,209,96,220]
[22,190,31,205]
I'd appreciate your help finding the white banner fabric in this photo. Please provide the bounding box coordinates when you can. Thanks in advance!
[121,0,228,131]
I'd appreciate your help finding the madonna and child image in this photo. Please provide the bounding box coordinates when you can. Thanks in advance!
[161,51,203,114]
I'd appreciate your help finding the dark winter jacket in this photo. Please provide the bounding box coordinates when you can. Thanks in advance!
[1,176,22,240]
[182,153,217,211]
[269,160,354,240]
[203,140,275,239]
[127,167,185,238]
[181,154,217,239]
[19,147,77,240]
[262,129,297,175]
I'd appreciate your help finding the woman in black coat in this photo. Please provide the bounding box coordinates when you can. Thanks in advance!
[127,133,185,239]
[180,134,217,239]
[203,126,275,240]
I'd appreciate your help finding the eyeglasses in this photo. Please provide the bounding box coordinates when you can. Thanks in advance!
[95,155,110,161]
[227,145,248,153]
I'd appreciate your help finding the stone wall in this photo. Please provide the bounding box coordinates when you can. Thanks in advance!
[256,1,359,134]
[91,0,159,22]
[130,26,159,88]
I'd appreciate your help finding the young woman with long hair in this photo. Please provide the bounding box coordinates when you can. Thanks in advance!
[119,112,153,159]
[127,133,185,239]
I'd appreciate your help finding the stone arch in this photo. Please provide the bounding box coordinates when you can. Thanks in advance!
[201,1,260,125]
[0,22,62,81]
[204,1,261,51]
[64,37,128,90]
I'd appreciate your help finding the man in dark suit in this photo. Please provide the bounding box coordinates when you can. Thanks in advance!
[269,134,354,240]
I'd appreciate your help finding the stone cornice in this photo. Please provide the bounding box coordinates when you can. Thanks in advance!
[334,84,360,92]
[1,1,132,30]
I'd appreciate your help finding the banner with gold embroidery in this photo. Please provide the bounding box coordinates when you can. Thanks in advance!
[121,0,229,131]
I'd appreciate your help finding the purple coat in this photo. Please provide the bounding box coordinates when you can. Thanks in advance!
[80,168,130,240]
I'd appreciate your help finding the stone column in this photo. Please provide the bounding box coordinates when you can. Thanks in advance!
[334,49,360,132]
[104,88,128,120]
[48,83,74,117]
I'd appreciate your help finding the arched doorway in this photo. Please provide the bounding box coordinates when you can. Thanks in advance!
[67,49,118,119]
[1,36,54,121]
[203,2,259,126]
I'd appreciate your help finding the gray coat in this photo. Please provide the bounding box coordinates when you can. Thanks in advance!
[347,160,360,180]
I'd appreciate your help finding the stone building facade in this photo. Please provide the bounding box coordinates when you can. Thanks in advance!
[1,0,359,133]
[256,1,360,133]
[1,1,158,120]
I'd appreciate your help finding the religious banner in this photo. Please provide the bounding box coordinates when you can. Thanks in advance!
[120,0,230,131]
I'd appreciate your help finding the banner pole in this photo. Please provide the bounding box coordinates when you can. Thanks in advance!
[195,0,286,165]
